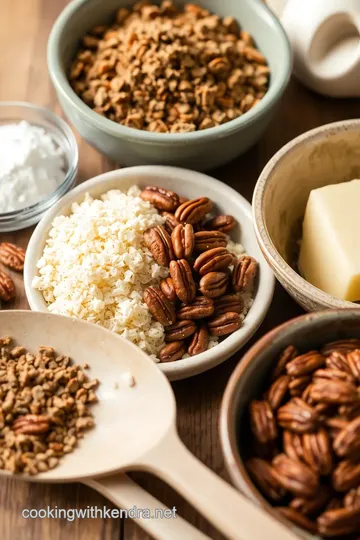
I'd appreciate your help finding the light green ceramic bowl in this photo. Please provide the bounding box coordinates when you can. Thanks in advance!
[47,0,291,170]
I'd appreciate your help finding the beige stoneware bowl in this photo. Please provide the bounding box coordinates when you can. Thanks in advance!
[253,119,360,312]
[24,166,275,381]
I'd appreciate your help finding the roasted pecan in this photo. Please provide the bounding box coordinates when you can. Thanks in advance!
[333,416,360,458]
[204,215,236,234]
[160,277,177,303]
[144,225,174,266]
[325,417,349,439]
[277,398,319,434]
[344,487,360,509]
[161,211,180,234]
[313,368,355,384]
[165,320,196,342]
[188,324,209,356]
[232,255,258,294]
[283,431,305,462]
[208,312,242,336]
[199,271,228,298]
[332,459,360,492]
[169,259,196,304]
[143,287,176,326]
[272,453,319,497]
[321,339,360,356]
[302,429,333,475]
[309,379,359,404]
[277,507,318,533]
[140,186,179,211]
[249,400,278,444]
[347,350,360,381]
[177,296,214,319]
[0,242,25,272]
[317,507,360,537]
[288,375,312,397]
[339,402,360,420]
[271,345,298,380]
[286,351,325,377]
[171,224,195,259]
[159,341,186,363]
[175,197,213,224]
[13,414,50,435]
[326,351,353,374]
[193,247,233,276]
[193,231,227,252]
[266,375,290,410]
[213,294,244,316]
[302,383,316,404]
[0,271,15,302]
[246,457,285,501]
[290,487,330,517]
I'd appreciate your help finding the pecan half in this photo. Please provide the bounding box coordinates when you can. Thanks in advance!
[347,350,360,381]
[0,271,15,302]
[249,400,278,444]
[246,457,285,501]
[333,416,360,458]
[169,259,196,304]
[286,351,325,377]
[271,345,298,380]
[332,459,360,492]
[302,429,333,475]
[326,351,352,374]
[0,242,25,272]
[193,247,233,276]
[232,256,258,294]
[161,211,180,234]
[283,431,305,462]
[144,225,174,266]
[272,453,319,497]
[344,487,360,509]
[321,339,360,356]
[171,224,195,259]
[143,287,176,326]
[277,507,318,533]
[204,215,236,234]
[159,341,186,363]
[213,294,244,316]
[277,398,319,433]
[317,507,360,537]
[140,186,179,211]
[165,320,196,342]
[13,414,50,435]
[288,375,312,397]
[309,379,359,404]
[193,231,227,252]
[199,271,228,298]
[290,487,330,517]
[313,368,355,384]
[208,312,242,336]
[177,296,214,319]
[175,197,213,224]
[188,324,209,356]
[160,277,177,303]
[266,375,290,410]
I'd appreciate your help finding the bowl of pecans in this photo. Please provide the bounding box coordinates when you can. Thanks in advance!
[47,0,291,170]
[220,309,360,539]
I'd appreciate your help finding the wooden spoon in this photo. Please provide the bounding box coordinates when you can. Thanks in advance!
[0,311,298,540]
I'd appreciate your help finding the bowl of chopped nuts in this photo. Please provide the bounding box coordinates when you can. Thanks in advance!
[24,165,275,380]
[220,309,360,539]
[47,0,291,170]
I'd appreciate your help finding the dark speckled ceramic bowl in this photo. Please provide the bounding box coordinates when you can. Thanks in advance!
[220,309,360,539]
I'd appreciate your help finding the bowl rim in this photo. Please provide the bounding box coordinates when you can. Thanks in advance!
[24,165,275,381]
[47,0,292,144]
[219,308,360,533]
[253,118,360,309]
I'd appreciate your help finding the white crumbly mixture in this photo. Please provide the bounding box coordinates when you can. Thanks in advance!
[33,186,249,360]
[0,121,66,213]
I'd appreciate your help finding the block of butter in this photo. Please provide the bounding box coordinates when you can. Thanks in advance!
[299,179,360,302]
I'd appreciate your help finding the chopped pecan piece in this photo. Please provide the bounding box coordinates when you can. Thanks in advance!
[193,231,227,252]
[266,375,290,410]
[199,271,228,298]
[232,256,258,293]
[272,453,319,498]
[169,259,196,304]
[0,242,26,272]
[193,247,233,276]
[333,416,360,458]
[175,197,213,224]
[140,186,179,211]
[188,324,209,356]
[143,287,176,326]
[246,457,285,501]
[213,294,244,316]
[249,400,278,444]
[204,215,236,234]
[277,507,318,533]
[160,277,177,303]
[159,341,186,363]
[277,398,319,434]
[177,296,214,319]
[144,225,174,266]
[286,351,325,377]
[165,320,196,342]
[171,224,195,259]
[302,429,333,475]
[317,507,360,537]
[208,312,242,337]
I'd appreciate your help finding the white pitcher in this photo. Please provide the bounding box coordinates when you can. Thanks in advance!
[267,0,360,97]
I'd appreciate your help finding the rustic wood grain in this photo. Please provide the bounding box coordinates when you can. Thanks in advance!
[0,0,359,539]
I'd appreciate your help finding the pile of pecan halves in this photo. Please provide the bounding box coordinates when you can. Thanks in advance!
[139,185,258,362]
[247,339,360,538]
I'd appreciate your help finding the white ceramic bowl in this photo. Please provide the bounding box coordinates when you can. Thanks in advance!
[24,166,274,381]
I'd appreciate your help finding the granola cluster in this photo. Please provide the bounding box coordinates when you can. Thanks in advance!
[69,1,270,133]
[0,337,98,475]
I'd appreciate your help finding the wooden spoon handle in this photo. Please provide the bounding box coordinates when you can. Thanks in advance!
[85,474,210,540]
[139,429,302,540]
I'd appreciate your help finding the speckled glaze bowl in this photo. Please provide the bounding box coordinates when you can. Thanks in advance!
[220,308,360,540]
[253,119,360,312]
[47,0,291,170]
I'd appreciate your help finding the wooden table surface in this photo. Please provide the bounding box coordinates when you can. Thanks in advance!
[1,1,360,539]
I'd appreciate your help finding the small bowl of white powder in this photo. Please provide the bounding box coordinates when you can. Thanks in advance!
[0,101,78,231]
